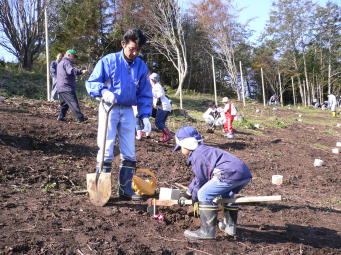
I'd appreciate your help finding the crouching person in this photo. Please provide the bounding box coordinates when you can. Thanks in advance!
[174,126,252,240]
[203,102,225,128]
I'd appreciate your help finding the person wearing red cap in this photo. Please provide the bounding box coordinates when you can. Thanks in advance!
[174,126,252,240]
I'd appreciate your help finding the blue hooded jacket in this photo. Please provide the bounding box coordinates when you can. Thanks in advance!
[85,50,152,118]
[187,144,252,201]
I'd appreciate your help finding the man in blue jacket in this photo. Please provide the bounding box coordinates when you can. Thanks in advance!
[175,126,252,240]
[86,29,152,201]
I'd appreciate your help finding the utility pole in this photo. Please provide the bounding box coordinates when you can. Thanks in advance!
[291,76,296,106]
[44,7,50,101]
[278,72,283,107]
[239,61,245,106]
[261,67,266,107]
[212,55,217,106]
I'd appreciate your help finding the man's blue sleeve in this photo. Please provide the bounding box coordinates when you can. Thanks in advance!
[85,57,111,98]
[136,66,152,118]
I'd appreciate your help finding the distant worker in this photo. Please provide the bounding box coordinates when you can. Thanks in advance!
[150,72,172,142]
[133,105,150,140]
[312,98,320,109]
[222,97,237,139]
[202,102,224,128]
[50,53,63,101]
[85,29,152,201]
[328,94,337,117]
[56,49,88,122]
[269,94,279,110]
[175,126,252,240]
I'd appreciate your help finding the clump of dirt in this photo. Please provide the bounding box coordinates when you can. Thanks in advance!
[0,98,340,254]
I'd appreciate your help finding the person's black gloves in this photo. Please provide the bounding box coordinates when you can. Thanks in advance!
[178,190,192,207]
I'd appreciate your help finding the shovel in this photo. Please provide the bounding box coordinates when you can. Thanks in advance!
[87,101,114,206]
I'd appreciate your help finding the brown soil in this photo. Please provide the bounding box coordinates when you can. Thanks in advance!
[1,98,340,255]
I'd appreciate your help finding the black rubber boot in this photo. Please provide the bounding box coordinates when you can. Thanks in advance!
[184,202,219,240]
[118,160,142,201]
[218,204,239,236]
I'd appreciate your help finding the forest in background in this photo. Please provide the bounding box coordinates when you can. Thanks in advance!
[0,0,340,106]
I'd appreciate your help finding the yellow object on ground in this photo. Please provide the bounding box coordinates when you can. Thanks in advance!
[332,112,336,117]
[132,169,157,196]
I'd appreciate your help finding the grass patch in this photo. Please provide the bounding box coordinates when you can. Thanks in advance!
[326,200,341,205]
[313,143,329,150]
[41,183,57,192]
[323,129,338,136]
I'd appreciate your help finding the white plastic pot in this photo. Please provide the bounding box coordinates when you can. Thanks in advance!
[331,148,339,154]
[336,142,341,147]
[272,175,283,185]
[314,159,324,167]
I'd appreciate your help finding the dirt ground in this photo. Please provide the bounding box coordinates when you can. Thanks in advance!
[0,98,340,255]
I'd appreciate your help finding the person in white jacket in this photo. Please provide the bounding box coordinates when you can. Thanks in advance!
[328,94,337,117]
[150,73,172,142]
[202,102,225,127]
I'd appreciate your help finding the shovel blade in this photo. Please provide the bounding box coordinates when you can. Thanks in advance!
[86,172,111,206]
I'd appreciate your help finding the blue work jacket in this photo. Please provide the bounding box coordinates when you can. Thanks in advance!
[85,50,152,118]
[187,144,252,200]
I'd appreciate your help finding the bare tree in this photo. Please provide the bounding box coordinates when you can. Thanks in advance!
[143,0,188,108]
[0,0,45,70]
[190,0,242,99]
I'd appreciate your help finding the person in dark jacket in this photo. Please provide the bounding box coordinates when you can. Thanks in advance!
[56,49,88,122]
[50,53,63,101]
[174,126,252,240]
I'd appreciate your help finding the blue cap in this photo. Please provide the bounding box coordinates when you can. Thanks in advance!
[173,126,203,151]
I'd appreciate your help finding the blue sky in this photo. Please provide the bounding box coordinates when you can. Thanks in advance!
[0,0,339,62]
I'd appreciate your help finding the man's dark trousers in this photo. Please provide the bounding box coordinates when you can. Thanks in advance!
[58,91,85,121]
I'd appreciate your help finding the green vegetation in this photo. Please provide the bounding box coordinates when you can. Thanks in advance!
[41,183,57,192]
[0,66,89,99]
[0,66,46,99]
[313,143,329,150]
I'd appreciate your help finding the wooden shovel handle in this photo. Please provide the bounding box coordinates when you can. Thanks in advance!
[150,195,282,207]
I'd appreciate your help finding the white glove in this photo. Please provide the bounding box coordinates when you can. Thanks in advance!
[101,89,116,104]
[142,118,151,133]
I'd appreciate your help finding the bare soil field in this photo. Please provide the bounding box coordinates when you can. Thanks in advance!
[1,98,340,254]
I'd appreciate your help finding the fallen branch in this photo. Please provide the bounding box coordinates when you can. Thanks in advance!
[71,190,88,194]
[186,247,213,255]
[63,175,76,187]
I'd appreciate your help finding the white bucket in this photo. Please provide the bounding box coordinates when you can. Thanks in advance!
[314,159,324,167]
[159,187,180,201]
[331,148,339,154]
[256,109,260,113]
[272,175,283,185]
[254,124,260,129]
[336,142,341,147]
